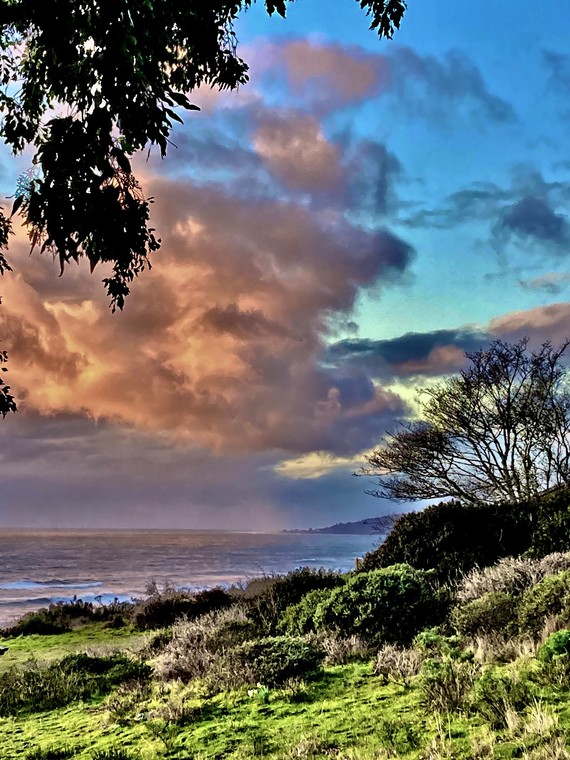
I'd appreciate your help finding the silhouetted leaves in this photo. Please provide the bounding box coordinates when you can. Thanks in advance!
[0,1,407,310]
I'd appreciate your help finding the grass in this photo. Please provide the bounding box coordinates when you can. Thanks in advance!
[3,650,570,760]
[0,624,146,672]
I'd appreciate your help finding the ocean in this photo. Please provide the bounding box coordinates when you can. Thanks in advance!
[0,529,380,627]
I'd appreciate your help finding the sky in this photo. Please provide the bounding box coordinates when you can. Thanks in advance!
[1,0,570,529]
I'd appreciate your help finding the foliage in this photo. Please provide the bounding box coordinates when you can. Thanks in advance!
[132,586,233,630]
[538,630,570,662]
[360,499,533,580]
[420,655,479,714]
[471,669,534,729]
[24,748,77,760]
[0,1,406,310]
[313,564,448,644]
[277,588,335,635]
[2,598,133,637]
[374,643,423,687]
[530,487,570,557]
[155,606,255,681]
[453,592,520,638]
[245,567,345,634]
[457,552,570,603]
[0,652,150,715]
[230,635,324,687]
[362,338,570,504]
[518,571,570,639]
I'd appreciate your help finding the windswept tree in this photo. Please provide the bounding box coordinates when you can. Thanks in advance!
[362,338,570,505]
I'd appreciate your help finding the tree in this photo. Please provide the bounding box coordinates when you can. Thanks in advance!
[0,0,407,311]
[362,338,570,505]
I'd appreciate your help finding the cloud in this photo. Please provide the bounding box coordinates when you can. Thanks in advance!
[252,111,345,194]
[2,171,412,458]
[543,50,570,92]
[253,40,515,124]
[499,195,569,247]
[325,328,489,381]
[519,272,570,295]
[388,47,516,123]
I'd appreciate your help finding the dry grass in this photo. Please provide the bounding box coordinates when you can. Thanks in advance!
[373,643,423,688]
[458,553,570,603]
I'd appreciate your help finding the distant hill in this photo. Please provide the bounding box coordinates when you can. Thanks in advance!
[283,514,401,535]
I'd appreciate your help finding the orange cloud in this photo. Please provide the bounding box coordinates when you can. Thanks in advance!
[1,171,410,456]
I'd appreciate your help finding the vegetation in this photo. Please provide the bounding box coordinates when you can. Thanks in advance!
[363,338,570,505]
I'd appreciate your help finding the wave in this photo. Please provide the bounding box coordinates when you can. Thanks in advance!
[0,579,103,591]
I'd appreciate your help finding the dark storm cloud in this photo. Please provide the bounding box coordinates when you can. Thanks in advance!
[325,328,490,381]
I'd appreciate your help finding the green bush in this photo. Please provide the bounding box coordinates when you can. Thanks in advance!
[419,656,479,714]
[472,669,534,728]
[312,565,448,645]
[132,587,234,630]
[245,568,345,634]
[452,592,519,637]
[360,500,534,581]
[529,486,570,557]
[538,629,570,662]
[277,588,334,635]
[2,598,134,637]
[518,571,570,638]
[231,636,324,686]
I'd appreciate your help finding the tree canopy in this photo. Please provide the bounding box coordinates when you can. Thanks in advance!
[362,338,570,506]
[0,0,407,311]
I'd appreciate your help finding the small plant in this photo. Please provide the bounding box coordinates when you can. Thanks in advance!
[374,643,423,687]
[452,591,519,637]
[377,717,423,754]
[25,747,77,760]
[420,656,479,714]
[472,669,534,729]
[317,632,371,665]
[230,636,324,687]
[518,571,570,639]
[91,750,136,760]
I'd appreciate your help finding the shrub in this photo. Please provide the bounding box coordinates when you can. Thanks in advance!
[458,553,570,603]
[277,588,334,636]
[518,571,570,639]
[453,592,519,638]
[229,636,324,687]
[132,586,233,630]
[313,565,448,645]
[0,653,151,716]
[538,629,570,662]
[420,656,479,713]
[155,606,255,681]
[2,598,134,637]
[359,500,534,581]
[374,644,423,687]
[472,669,534,729]
[316,633,371,665]
[245,568,345,634]
[529,486,570,557]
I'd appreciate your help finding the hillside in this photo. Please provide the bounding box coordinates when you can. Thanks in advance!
[283,514,400,535]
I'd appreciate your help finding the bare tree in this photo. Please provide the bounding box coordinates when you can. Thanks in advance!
[362,338,570,505]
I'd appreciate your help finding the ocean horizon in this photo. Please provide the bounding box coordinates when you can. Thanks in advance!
[0,529,381,627]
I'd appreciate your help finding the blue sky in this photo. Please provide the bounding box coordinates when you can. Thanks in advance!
[1,0,570,529]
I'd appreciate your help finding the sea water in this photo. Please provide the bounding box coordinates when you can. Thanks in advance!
[0,530,380,626]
